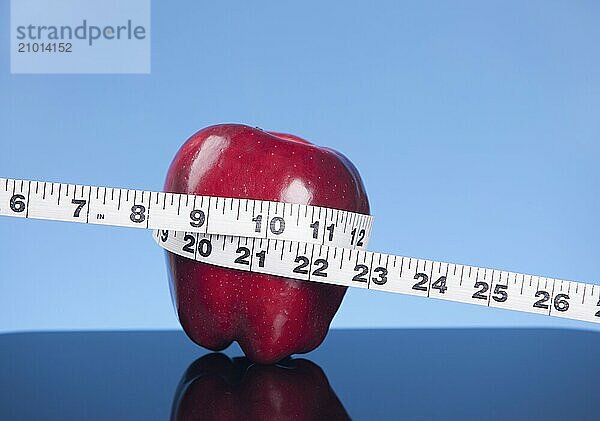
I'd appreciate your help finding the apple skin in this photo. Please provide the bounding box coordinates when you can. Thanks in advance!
[171,353,350,421]
[165,124,370,364]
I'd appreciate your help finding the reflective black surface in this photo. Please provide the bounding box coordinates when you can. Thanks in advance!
[1,328,598,420]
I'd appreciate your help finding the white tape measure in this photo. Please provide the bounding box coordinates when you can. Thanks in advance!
[2,177,599,325]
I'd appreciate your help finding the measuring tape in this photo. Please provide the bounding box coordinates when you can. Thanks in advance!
[2,177,599,325]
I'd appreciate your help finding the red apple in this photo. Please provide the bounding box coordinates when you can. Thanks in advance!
[165,124,370,364]
[171,353,350,420]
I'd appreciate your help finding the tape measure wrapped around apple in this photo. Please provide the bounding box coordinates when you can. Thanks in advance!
[163,124,370,364]
[2,124,599,366]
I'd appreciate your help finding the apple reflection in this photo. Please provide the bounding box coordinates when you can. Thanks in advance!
[171,353,349,421]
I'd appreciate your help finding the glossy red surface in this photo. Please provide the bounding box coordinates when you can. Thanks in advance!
[164,124,370,364]
[172,353,349,420]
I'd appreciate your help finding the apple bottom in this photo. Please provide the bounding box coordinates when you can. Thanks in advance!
[167,252,347,364]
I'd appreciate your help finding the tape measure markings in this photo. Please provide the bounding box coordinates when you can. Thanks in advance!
[2,177,600,325]
[0,178,371,250]
[155,230,600,324]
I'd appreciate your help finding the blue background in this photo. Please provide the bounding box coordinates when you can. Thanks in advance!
[1,0,599,333]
